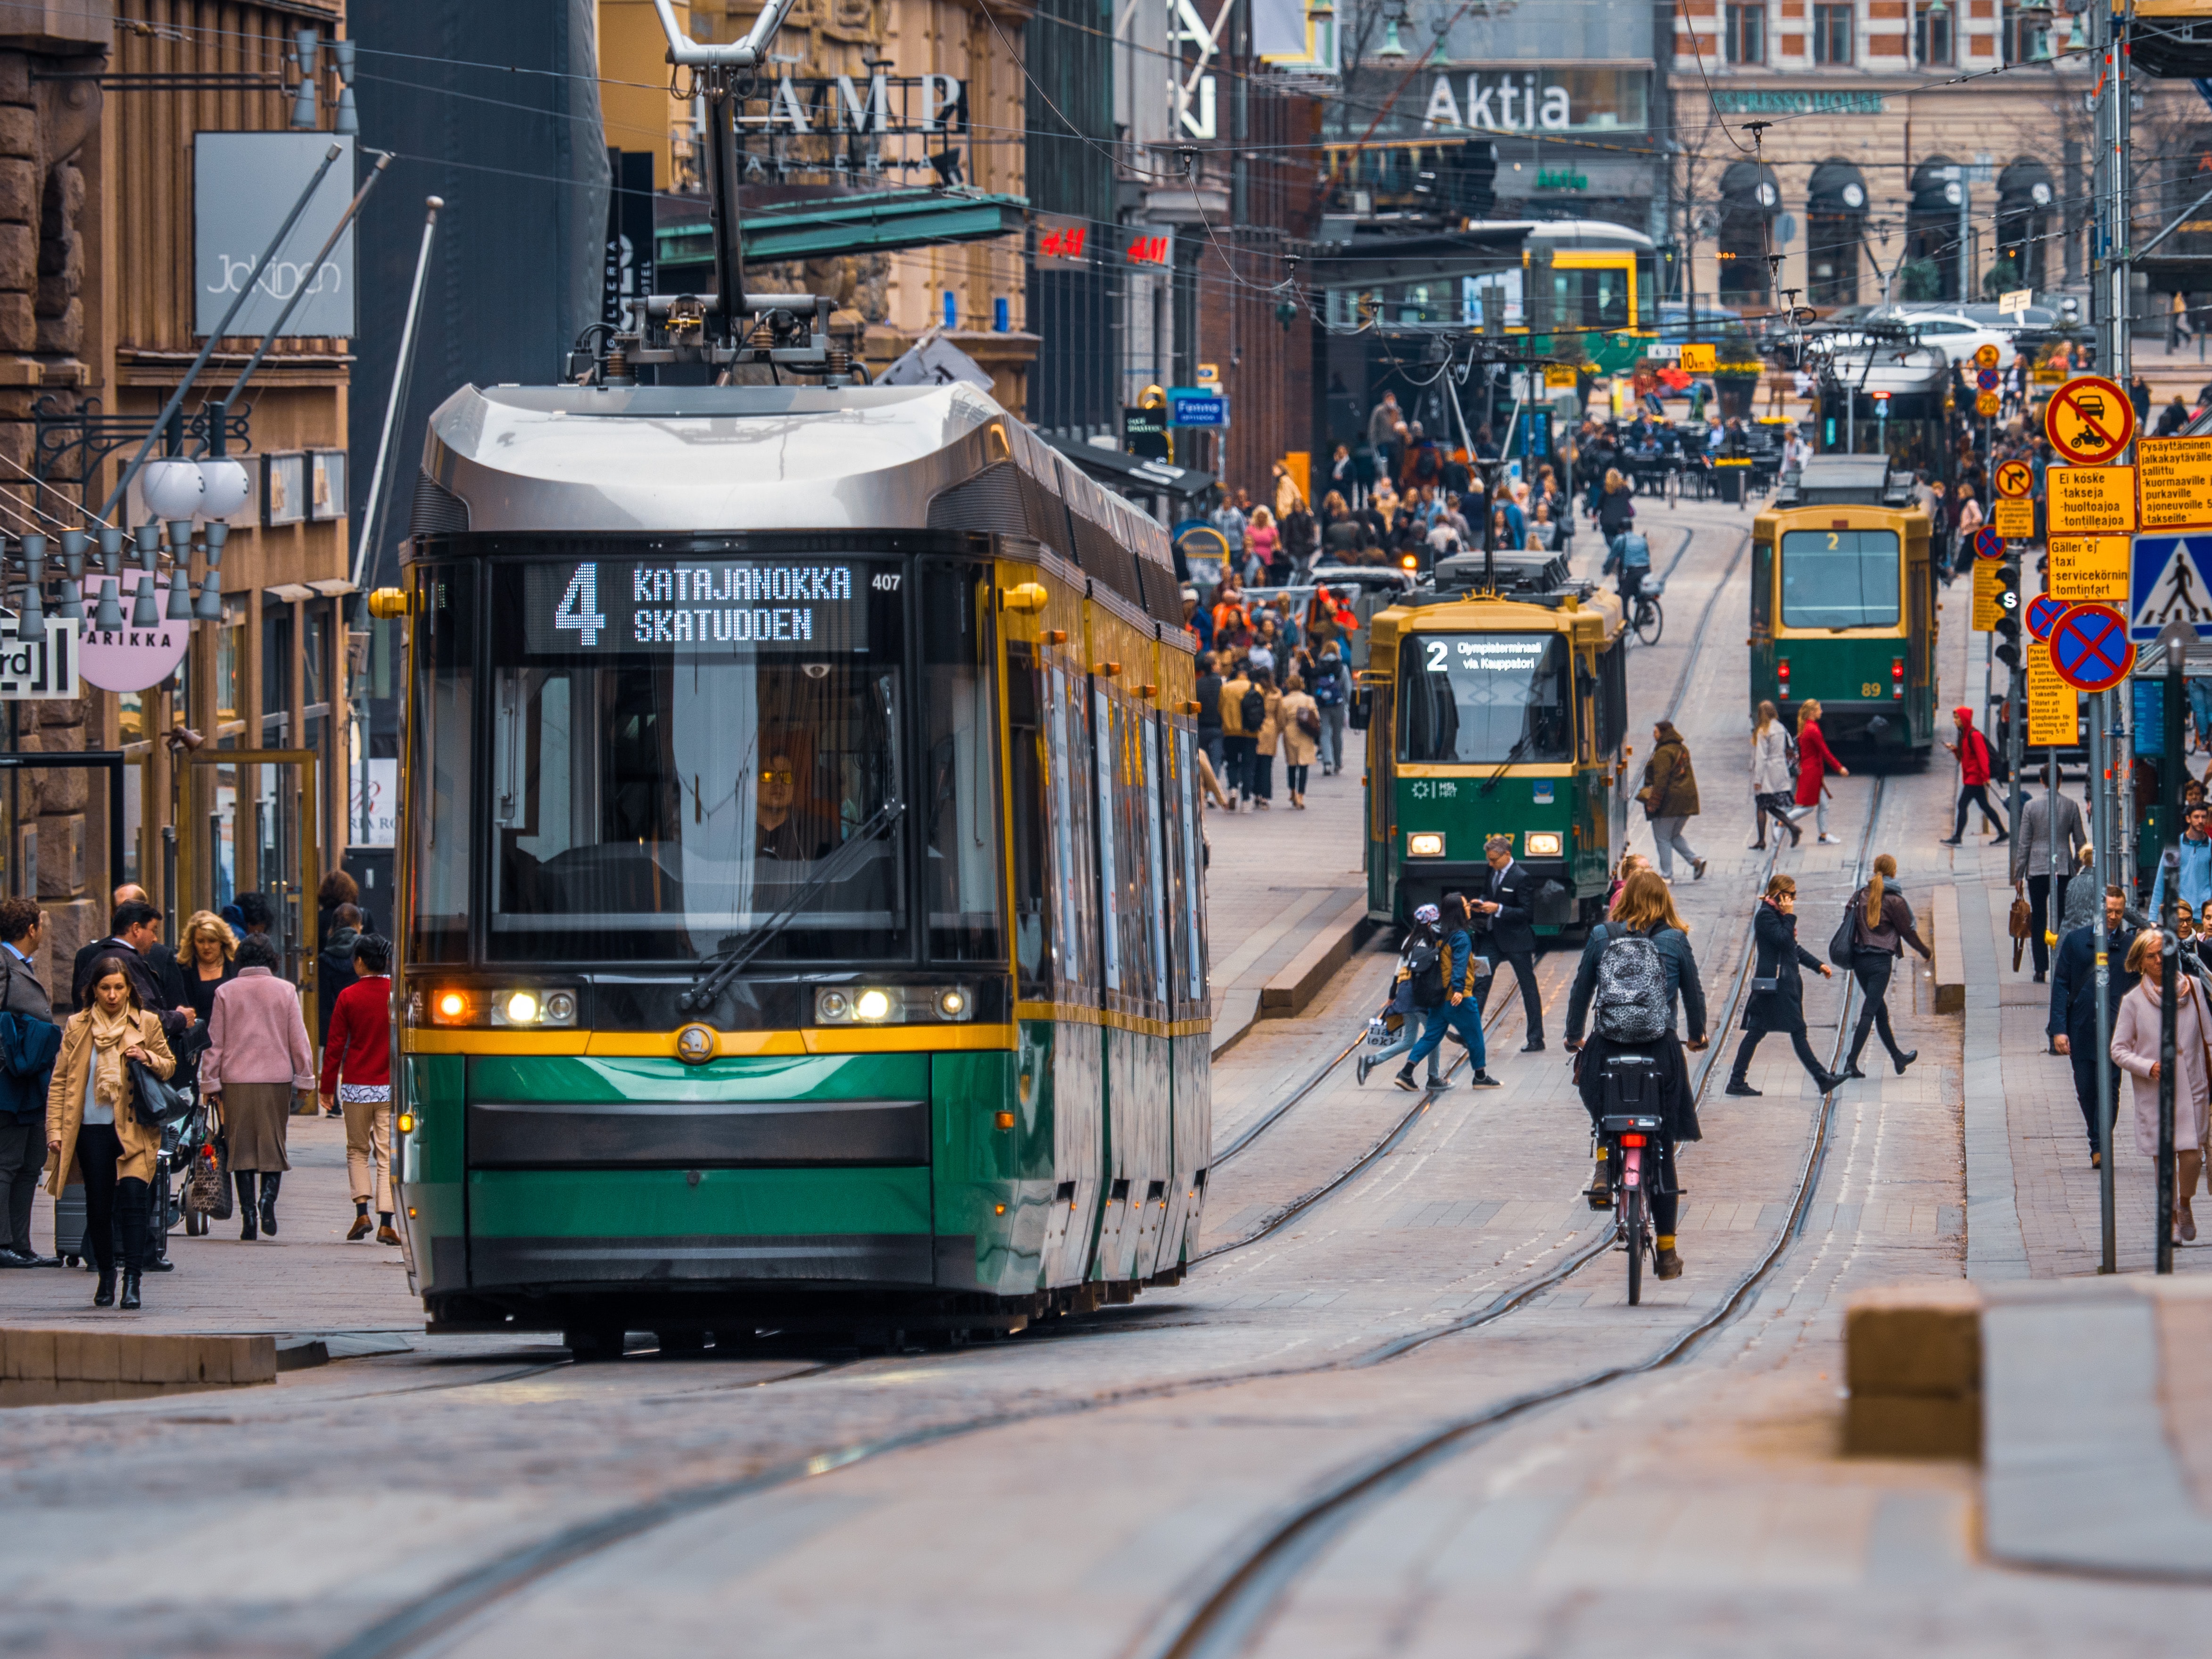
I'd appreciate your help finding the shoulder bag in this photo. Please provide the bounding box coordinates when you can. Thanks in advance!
[2009,892,2034,972]
[1829,897,1860,969]
[127,1049,193,1131]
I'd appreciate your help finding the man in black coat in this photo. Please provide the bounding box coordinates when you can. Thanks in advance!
[72,899,190,1040]
[1470,834,1547,1050]
[2048,884,2139,1166]
[73,885,186,1013]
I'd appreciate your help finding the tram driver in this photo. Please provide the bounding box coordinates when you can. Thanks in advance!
[753,754,816,862]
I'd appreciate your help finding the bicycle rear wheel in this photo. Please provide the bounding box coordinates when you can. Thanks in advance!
[1624,1186,1646,1306]
[1634,598,1664,648]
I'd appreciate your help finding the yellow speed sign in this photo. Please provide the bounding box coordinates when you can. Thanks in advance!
[1976,390,2001,417]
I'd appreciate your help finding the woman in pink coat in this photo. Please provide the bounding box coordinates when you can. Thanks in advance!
[199,934,316,1240]
[2110,930,2211,1244]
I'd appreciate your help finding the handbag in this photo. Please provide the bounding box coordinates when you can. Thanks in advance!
[1829,898,1861,969]
[2009,894,2033,972]
[127,1057,193,1131]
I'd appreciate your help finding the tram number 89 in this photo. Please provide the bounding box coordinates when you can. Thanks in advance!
[1860,682,1884,697]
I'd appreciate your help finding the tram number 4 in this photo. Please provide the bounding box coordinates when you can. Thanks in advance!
[555,563,608,647]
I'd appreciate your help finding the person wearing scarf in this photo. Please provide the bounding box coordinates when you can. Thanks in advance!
[42,954,175,1309]
[2111,930,2212,1245]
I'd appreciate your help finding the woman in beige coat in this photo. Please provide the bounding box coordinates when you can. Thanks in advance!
[44,955,176,1310]
[1248,670,1284,808]
[1276,673,1321,808]
[2111,930,2212,1244]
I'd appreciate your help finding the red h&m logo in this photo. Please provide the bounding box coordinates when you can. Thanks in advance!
[1039,224,1087,259]
[1126,234,1171,265]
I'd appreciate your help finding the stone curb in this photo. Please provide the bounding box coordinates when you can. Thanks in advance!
[0,1327,275,1405]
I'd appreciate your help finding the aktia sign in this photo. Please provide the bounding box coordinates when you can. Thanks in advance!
[1423,73,1575,132]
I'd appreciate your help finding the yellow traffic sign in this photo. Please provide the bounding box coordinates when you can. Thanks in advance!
[1680,343,1716,373]
[2033,365,2065,386]
[1995,459,2034,498]
[2046,534,2131,601]
[1994,499,2035,539]
[1975,343,2003,371]
[2047,464,2137,534]
[2027,640,2077,747]
[2136,435,2212,532]
[1544,364,1579,388]
[1972,560,2004,630]
[1976,390,2002,417]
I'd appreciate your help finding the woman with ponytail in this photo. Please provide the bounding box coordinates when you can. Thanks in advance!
[1843,854,1933,1078]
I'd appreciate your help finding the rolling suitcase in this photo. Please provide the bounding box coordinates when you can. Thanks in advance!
[52,1183,87,1267]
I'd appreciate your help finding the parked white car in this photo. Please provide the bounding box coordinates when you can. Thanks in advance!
[1874,306,2022,366]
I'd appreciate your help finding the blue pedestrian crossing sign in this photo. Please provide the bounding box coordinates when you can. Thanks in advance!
[2130,533,2212,641]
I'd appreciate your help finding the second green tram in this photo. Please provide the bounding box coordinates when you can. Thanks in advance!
[1361,555,1630,928]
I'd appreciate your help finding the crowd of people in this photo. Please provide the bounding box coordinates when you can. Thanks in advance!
[0,869,396,1310]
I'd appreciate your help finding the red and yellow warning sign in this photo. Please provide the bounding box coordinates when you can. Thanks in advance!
[1975,343,2003,372]
[1995,459,2034,499]
[2137,434,2212,532]
[2042,374,2136,466]
[2046,534,2130,602]
[2027,640,2078,747]
[2046,464,2137,534]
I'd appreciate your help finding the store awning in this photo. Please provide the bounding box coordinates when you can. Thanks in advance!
[1040,433,1215,504]
[1720,161,1781,213]
[1806,158,1868,215]
[1998,158,2055,209]
[656,188,1029,273]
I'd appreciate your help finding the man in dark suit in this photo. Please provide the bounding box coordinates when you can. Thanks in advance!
[73,899,190,1037]
[2048,884,2139,1168]
[73,885,186,1014]
[1470,834,1546,1050]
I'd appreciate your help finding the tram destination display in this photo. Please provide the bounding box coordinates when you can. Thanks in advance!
[521,558,877,655]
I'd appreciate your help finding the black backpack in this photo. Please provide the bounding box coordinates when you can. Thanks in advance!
[1241,686,1267,731]
[1592,925,1669,1043]
[1405,929,1445,1009]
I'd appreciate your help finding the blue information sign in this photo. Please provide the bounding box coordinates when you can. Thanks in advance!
[1166,388,1229,428]
[2129,533,2212,642]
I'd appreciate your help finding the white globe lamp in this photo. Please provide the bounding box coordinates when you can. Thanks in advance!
[140,457,206,521]
[199,458,251,520]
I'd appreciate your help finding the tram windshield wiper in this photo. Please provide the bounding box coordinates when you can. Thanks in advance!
[1478,733,1534,796]
[676,798,906,1014]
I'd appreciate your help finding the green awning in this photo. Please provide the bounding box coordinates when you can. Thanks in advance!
[657,189,1029,270]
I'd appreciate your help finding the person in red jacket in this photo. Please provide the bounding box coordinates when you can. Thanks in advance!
[1939,704,2010,846]
[1791,700,1849,844]
[318,933,397,1244]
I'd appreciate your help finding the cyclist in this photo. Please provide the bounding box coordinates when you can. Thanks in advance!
[1602,524,1651,616]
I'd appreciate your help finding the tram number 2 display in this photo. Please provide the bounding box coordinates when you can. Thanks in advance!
[522,559,873,655]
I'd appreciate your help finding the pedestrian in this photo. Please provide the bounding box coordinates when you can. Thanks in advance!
[1219,656,1256,809]
[0,897,58,1270]
[1248,669,1282,808]
[320,933,398,1245]
[1938,705,2006,844]
[1210,492,1248,577]
[1358,904,1450,1088]
[1246,506,1279,584]
[1311,640,1350,775]
[1395,893,1499,1091]
[1606,851,1651,912]
[2151,803,2212,914]
[1564,867,1709,1051]
[199,934,316,1242]
[316,866,370,941]
[2158,393,2192,438]
[1725,873,1844,1097]
[1841,854,1931,1078]
[1639,720,1707,880]
[72,896,190,1040]
[2111,929,2211,1243]
[1792,700,1848,845]
[2051,885,2141,1166]
[43,955,176,1309]
[1195,650,1226,783]
[1277,673,1321,808]
[1470,834,1545,1050]
[1954,484,1984,556]
[2012,787,2087,980]
[178,910,239,1029]
[1749,700,1799,850]
[2130,373,2154,427]
[317,903,366,1053]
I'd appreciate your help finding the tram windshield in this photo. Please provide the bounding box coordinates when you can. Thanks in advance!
[1779,529,1901,630]
[430,555,1002,965]
[1397,632,1573,765]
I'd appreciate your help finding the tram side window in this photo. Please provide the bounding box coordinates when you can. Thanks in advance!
[1750,543,1772,630]
[1007,642,1052,1001]
[922,564,1005,963]
[409,566,473,964]
[1141,713,1170,1020]
[1399,633,1572,765]
[1779,529,1901,630]
[1596,643,1627,756]
[1045,663,1100,997]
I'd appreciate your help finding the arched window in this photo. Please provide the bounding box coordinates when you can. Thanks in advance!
[1996,159,2055,291]
[1906,157,1963,302]
[1806,159,1868,308]
[1717,161,1780,303]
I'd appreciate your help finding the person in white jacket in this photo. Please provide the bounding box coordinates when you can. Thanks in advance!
[1748,701,1799,851]
[2110,930,2211,1244]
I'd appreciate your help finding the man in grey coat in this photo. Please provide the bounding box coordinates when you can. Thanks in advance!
[0,897,57,1267]
[2011,788,2088,981]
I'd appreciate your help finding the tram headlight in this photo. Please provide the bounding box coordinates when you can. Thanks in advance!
[1524,832,1563,857]
[487,987,580,1028]
[1407,832,1445,857]
[813,985,976,1025]
[504,991,540,1025]
[854,988,894,1021]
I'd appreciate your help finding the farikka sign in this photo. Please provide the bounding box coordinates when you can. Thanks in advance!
[1708,90,1886,116]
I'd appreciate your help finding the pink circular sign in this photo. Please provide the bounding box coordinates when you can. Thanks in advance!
[77,581,190,692]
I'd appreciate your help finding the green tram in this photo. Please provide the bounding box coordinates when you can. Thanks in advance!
[1750,451,1939,758]
[380,384,1209,1350]
[1359,552,1631,929]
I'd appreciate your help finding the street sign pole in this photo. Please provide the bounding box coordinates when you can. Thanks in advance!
[2094,688,2118,1272]
[2156,619,2191,1272]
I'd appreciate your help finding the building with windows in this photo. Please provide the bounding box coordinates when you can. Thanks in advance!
[1672,0,2193,314]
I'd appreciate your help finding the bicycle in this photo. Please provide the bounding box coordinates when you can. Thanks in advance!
[1597,1109,1665,1305]
[1619,571,1664,648]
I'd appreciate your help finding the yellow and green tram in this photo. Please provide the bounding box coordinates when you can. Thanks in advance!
[381,384,1209,1351]
[1360,555,1630,929]
[1751,454,1939,757]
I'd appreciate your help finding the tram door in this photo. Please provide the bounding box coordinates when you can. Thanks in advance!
[175,749,321,1035]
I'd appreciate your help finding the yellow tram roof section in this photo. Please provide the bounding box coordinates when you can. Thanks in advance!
[1368,586,1624,653]
[1754,498,1930,539]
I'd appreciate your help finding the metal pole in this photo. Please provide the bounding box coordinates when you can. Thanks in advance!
[1957,167,1971,305]
[2157,621,2191,1271]
[351,196,444,593]
[99,142,345,522]
[2095,690,2118,1271]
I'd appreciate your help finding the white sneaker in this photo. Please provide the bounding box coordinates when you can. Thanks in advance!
[1818,833,1841,844]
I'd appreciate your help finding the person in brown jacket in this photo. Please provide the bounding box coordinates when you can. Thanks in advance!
[1640,721,1707,881]
[1219,661,1256,809]
[1842,854,1933,1078]
[1276,674,1321,807]
[43,956,176,1310]
[1247,671,1284,808]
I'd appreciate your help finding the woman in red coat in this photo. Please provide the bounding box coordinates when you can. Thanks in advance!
[317,933,397,1244]
[1793,700,1848,844]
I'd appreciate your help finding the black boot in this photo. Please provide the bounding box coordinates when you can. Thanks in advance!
[236,1171,258,1240]
[259,1172,281,1238]
[119,1271,141,1310]
[93,1266,115,1306]
[1843,1048,1869,1079]
[115,1179,149,1305]
[1724,1075,1762,1096]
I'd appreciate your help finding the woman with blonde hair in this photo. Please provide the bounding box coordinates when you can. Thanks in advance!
[178,909,239,1028]
[2111,929,2211,1243]
[1565,867,1708,1051]
[1749,700,1798,850]
[1791,699,1847,844]
[1727,872,1842,1095]
[1841,854,1932,1078]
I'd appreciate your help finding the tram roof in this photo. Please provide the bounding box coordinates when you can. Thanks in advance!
[415,381,1177,586]
[1367,585,1624,648]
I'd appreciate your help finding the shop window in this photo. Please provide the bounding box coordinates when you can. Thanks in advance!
[1726,4,1766,64]
[215,598,245,745]
[2002,2,2052,63]
[1813,2,1854,63]
[263,606,293,745]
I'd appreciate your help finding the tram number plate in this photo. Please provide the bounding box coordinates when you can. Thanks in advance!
[522,559,874,654]
[1860,683,1885,697]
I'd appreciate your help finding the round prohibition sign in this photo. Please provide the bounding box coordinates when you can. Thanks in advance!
[2048,603,2136,692]
[2043,374,2137,466]
[1994,459,2034,499]
[2025,593,2068,640]
[1977,367,2001,392]
[1973,525,2005,561]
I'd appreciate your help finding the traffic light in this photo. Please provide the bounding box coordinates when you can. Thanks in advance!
[1993,555,2022,669]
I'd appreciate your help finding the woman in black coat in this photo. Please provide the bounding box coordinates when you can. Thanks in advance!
[1726,873,1844,1096]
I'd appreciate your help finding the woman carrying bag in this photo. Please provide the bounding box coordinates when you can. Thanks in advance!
[2111,930,2212,1244]
[1639,721,1707,881]
[1748,701,1799,850]
[1839,854,1931,1078]
[42,956,176,1309]
[199,934,315,1241]
[1726,874,1844,1097]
